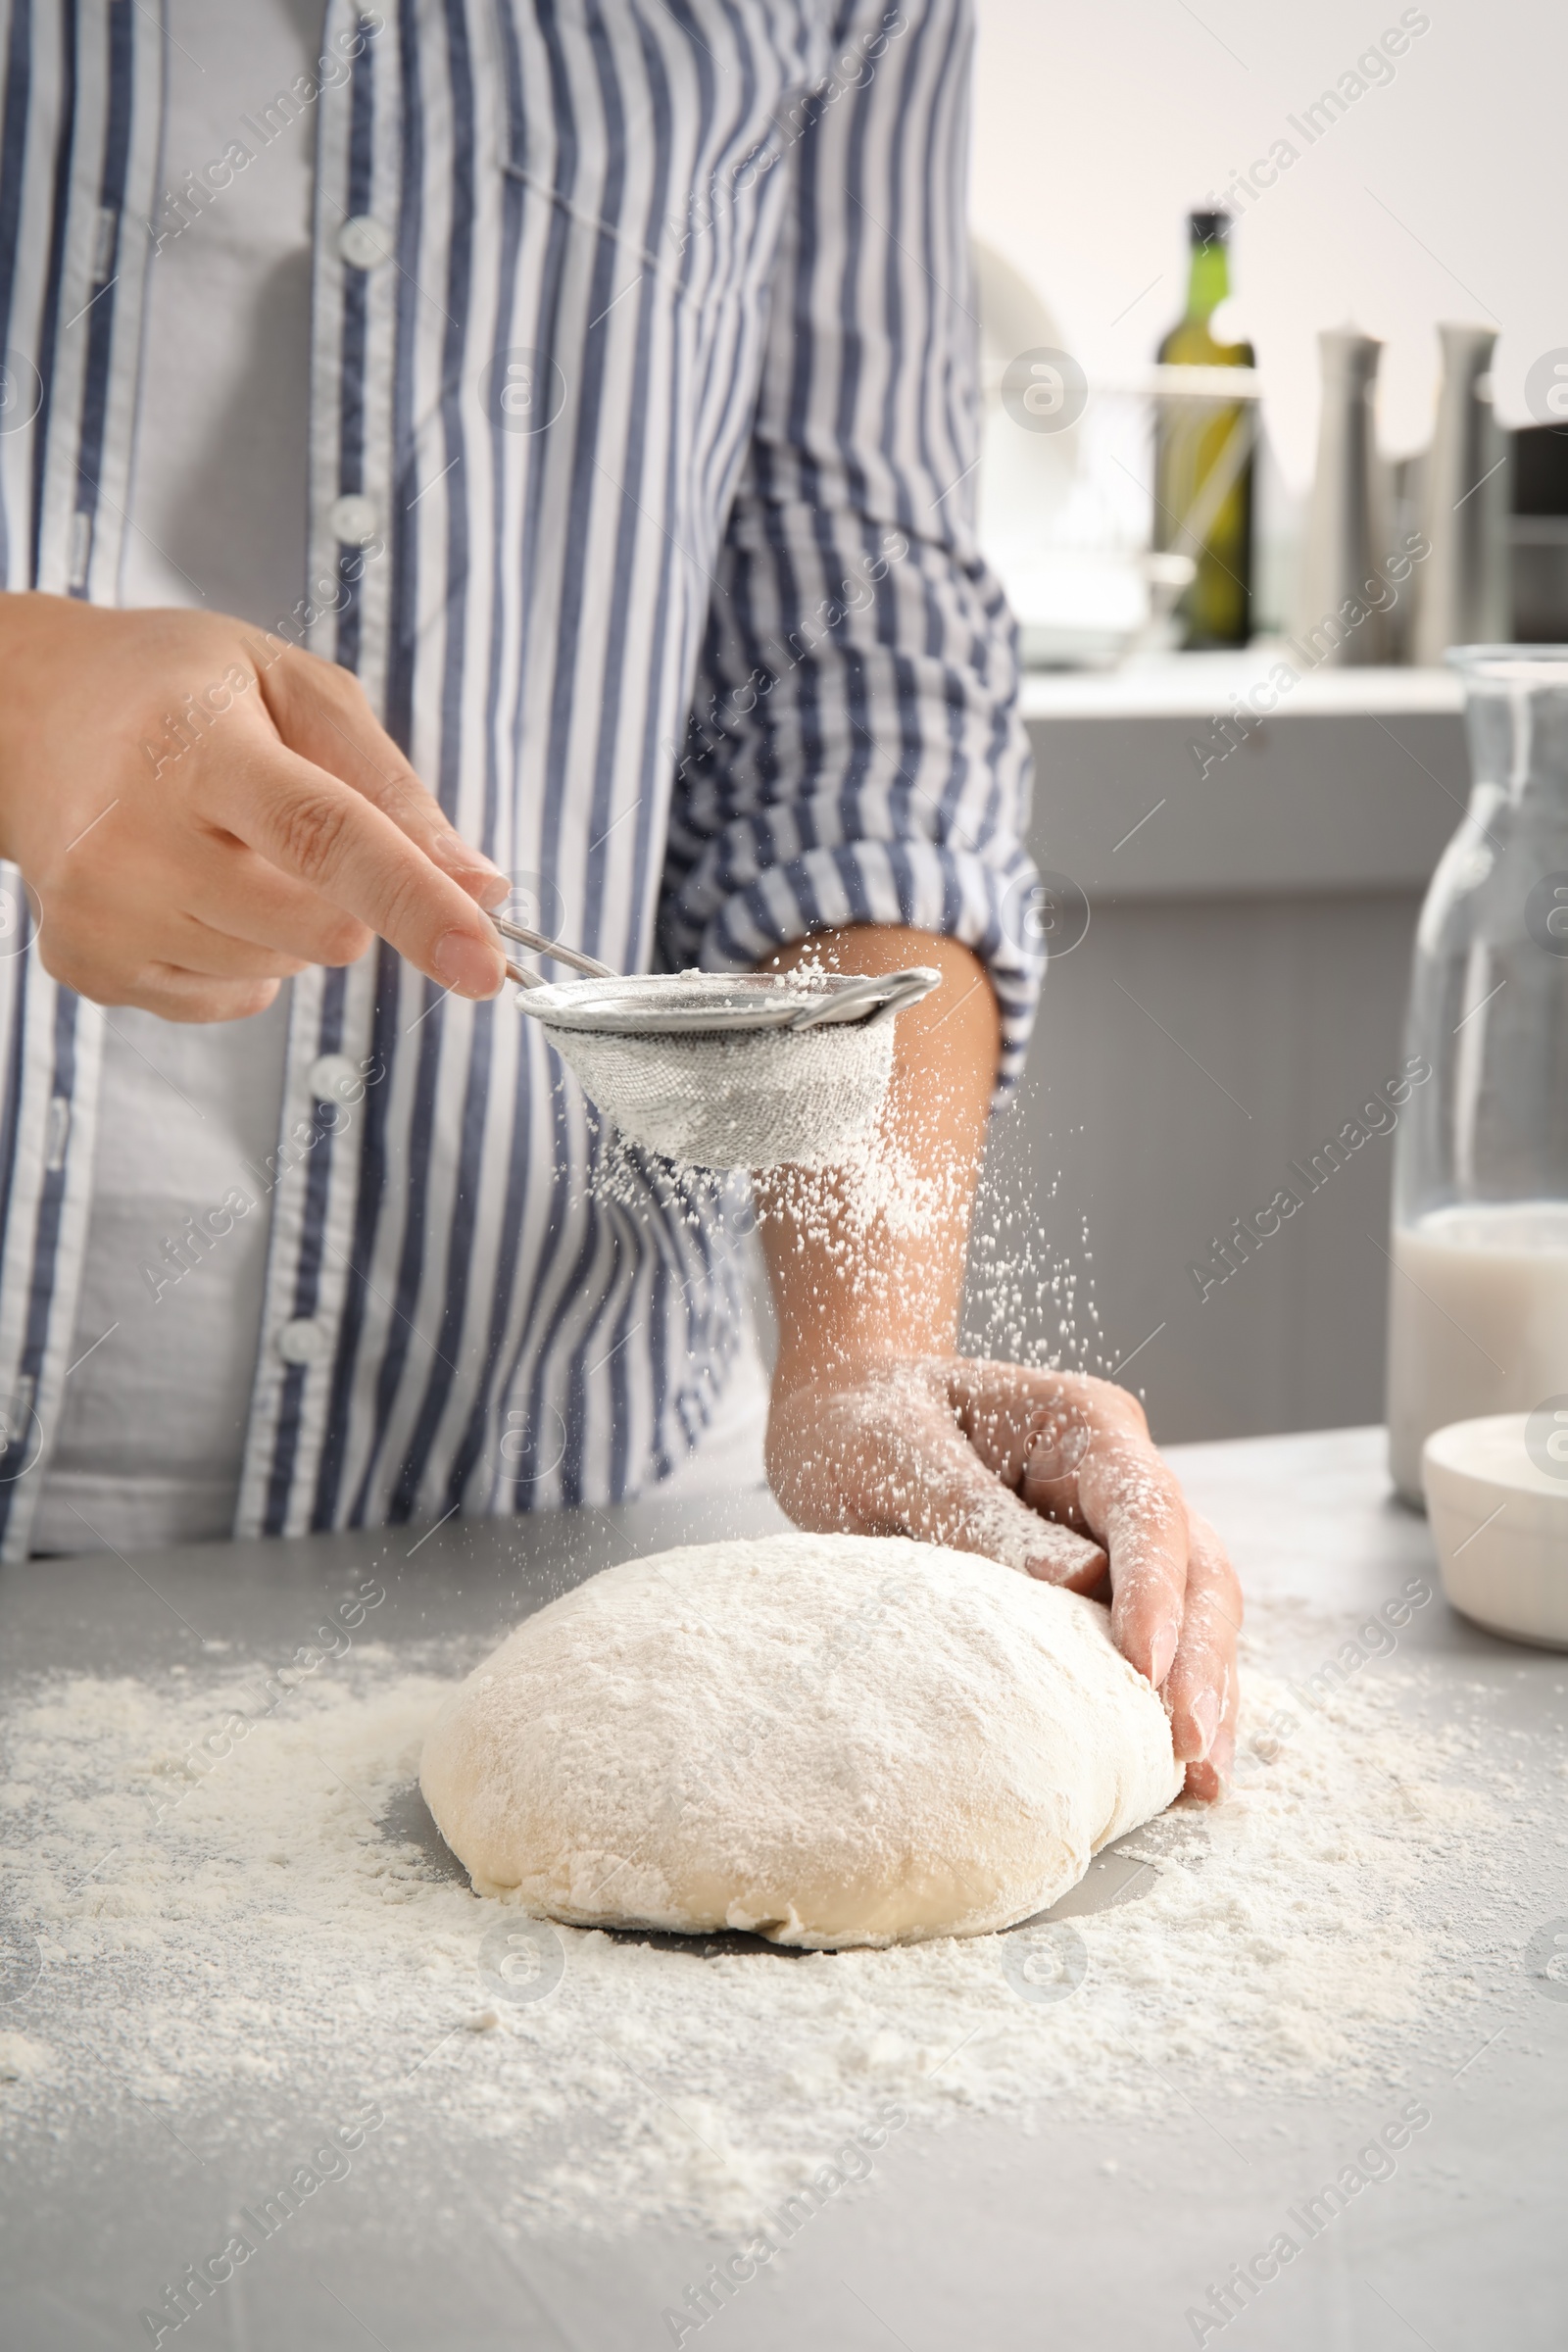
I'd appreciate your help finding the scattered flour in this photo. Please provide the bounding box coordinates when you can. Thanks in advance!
[0,2032,53,2082]
[0,1597,1535,2244]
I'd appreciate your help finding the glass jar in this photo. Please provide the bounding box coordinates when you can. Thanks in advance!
[1386,646,1568,1502]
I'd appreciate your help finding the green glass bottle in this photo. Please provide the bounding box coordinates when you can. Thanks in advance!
[1154,210,1255,649]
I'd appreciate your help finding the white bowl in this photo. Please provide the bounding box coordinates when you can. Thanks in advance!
[1422,1413,1568,1648]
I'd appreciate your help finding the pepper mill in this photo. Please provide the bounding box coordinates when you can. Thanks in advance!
[1412,322,1511,665]
[1296,328,1391,665]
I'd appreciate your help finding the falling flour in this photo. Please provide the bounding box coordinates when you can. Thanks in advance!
[0,1594,1546,2247]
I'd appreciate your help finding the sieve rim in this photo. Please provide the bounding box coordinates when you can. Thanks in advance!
[514,967,940,1037]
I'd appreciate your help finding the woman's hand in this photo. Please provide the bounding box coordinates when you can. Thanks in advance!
[0,592,508,1019]
[766,1357,1241,1798]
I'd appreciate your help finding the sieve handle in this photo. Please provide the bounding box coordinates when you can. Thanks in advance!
[490,912,618,982]
[784,966,942,1032]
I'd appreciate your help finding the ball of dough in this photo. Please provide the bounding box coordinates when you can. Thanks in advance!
[418,1533,1181,1948]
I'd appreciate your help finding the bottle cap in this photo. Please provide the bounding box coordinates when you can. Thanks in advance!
[1189,210,1231,245]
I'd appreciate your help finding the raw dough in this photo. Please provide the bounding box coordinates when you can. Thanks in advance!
[418,1534,1182,1948]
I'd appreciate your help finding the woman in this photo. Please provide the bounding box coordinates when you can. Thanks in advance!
[0,0,1237,1790]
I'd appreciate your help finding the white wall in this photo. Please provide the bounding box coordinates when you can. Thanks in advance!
[970,0,1564,495]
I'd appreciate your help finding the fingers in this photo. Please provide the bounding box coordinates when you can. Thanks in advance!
[181,852,373,969]
[153,923,310,981]
[1081,1434,1192,1687]
[946,1362,1095,1532]
[945,1354,1241,1721]
[98,966,282,1023]
[56,792,374,971]
[1017,1438,1093,1533]
[1162,1513,1243,1796]
[257,647,509,906]
[896,1403,1107,1585]
[34,829,368,1004]
[950,1359,1094,1479]
[35,886,297,1014]
[952,1362,1143,1491]
[210,737,508,998]
[1181,1668,1239,1802]
[950,1360,1189,1686]
[767,1373,1106,1587]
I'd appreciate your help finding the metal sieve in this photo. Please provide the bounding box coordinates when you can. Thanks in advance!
[489,914,940,1169]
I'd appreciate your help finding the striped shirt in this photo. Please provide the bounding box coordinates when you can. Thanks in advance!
[0,0,1038,1558]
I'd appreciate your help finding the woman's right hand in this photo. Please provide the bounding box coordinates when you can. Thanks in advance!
[0,592,509,1021]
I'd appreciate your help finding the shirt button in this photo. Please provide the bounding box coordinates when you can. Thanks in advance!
[277,1318,329,1368]
[327,492,378,545]
[309,1053,362,1105]
[338,214,391,270]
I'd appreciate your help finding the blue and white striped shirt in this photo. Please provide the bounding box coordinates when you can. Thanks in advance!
[0,0,1037,1557]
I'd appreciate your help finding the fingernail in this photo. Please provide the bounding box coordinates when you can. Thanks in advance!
[1149,1622,1178,1689]
[462,867,513,908]
[430,835,508,900]
[433,928,504,999]
[1189,1689,1220,1759]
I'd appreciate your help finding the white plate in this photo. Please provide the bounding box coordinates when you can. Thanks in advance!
[1423,1412,1568,1649]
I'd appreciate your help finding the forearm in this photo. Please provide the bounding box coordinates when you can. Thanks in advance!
[758,925,1001,1390]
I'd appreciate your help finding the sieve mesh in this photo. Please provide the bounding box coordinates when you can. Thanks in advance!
[548,1018,895,1170]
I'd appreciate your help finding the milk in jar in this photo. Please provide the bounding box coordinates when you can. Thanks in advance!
[1387,1201,1568,1500]
[1385,648,1568,1505]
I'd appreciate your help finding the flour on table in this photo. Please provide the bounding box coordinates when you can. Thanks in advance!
[0,2034,53,2083]
[418,1535,1182,1946]
[0,1594,1538,2246]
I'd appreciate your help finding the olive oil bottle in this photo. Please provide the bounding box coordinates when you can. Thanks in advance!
[1154,211,1255,648]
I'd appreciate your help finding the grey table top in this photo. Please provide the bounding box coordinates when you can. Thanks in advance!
[1,1428,1563,2352]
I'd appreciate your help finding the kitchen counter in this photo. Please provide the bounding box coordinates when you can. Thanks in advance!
[1,1430,1563,2350]
[1019,653,1466,900]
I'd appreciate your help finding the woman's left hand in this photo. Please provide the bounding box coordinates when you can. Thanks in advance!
[766,1356,1241,1798]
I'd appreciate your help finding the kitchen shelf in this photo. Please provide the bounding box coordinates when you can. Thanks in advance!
[1020,648,1464,722]
[1022,652,1467,900]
